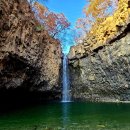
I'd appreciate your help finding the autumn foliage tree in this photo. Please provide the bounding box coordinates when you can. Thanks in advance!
[76,0,118,33]
[33,2,70,39]
[28,0,48,7]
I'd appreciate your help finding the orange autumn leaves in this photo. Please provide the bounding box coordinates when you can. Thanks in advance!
[34,2,70,38]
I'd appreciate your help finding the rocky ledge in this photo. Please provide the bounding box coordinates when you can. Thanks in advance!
[0,0,62,101]
[68,0,130,102]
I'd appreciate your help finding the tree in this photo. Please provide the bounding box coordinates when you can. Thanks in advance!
[28,0,48,7]
[84,0,116,18]
[33,2,70,39]
[76,0,118,33]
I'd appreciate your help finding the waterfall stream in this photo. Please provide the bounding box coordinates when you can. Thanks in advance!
[62,54,71,102]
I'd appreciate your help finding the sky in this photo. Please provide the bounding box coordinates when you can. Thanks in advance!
[45,0,86,27]
[40,0,86,53]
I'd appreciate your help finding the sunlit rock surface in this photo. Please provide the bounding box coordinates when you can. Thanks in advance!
[69,0,130,59]
[69,0,130,102]
[0,0,62,100]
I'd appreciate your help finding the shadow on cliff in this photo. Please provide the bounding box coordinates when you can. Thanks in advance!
[0,54,60,113]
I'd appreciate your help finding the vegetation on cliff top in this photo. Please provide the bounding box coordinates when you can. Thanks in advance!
[76,0,130,53]
[76,0,117,33]
[28,0,70,46]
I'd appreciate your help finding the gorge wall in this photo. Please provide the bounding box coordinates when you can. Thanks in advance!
[69,0,130,102]
[0,0,62,101]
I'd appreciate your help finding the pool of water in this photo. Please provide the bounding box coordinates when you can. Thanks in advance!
[0,102,130,130]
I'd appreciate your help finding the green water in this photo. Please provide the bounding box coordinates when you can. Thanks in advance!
[0,102,130,130]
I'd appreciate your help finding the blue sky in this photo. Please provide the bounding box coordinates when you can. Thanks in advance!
[45,0,86,27]
[40,0,86,53]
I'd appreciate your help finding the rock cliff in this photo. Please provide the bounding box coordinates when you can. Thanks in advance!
[0,0,62,100]
[69,0,130,102]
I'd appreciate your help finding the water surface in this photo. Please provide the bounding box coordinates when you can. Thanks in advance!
[0,102,130,130]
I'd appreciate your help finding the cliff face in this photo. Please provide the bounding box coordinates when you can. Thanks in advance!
[0,0,62,100]
[69,0,130,102]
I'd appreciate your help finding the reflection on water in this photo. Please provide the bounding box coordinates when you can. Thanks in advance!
[0,102,130,130]
[62,103,70,129]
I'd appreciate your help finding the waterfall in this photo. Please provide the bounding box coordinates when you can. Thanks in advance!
[62,54,71,102]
